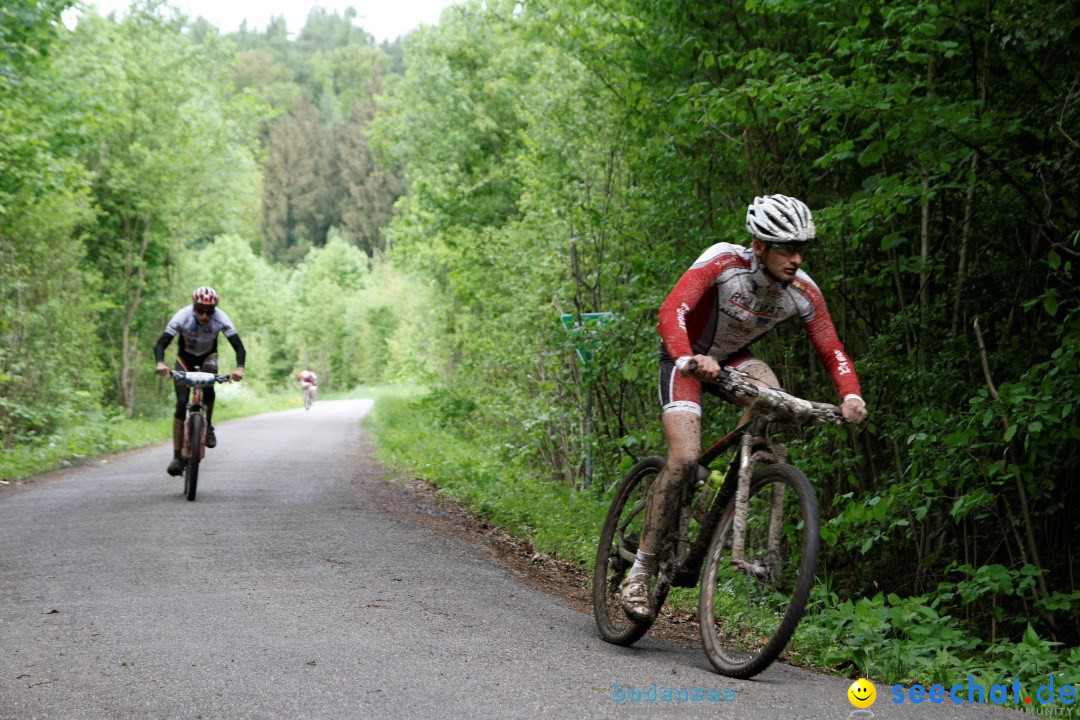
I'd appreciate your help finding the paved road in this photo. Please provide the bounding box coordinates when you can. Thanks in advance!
[0,400,1018,719]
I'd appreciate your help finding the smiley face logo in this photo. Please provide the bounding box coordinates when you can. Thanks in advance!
[848,678,876,708]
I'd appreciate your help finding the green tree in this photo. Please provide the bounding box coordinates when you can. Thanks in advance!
[261,93,329,263]
[50,6,262,415]
[0,3,97,447]
[288,233,370,387]
[336,108,403,256]
[0,0,71,85]
[372,0,1079,651]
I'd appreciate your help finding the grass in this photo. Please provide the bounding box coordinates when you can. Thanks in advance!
[363,385,608,566]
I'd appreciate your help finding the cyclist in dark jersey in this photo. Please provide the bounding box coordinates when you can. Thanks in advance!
[154,286,246,476]
[620,194,868,621]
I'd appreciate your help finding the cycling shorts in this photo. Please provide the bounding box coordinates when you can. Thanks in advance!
[657,346,764,416]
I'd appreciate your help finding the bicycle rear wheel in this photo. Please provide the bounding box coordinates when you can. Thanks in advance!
[593,456,668,645]
[699,463,819,678]
[184,414,203,502]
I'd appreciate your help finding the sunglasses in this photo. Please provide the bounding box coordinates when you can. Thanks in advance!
[193,305,215,316]
[765,242,806,258]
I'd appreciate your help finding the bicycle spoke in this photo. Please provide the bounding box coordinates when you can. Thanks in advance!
[700,464,819,678]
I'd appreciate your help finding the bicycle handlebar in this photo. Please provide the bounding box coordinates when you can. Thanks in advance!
[170,370,232,387]
[686,359,844,425]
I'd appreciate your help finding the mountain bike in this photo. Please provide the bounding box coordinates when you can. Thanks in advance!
[171,370,230,501]
[301,383,316,411]
[593,364,846,678]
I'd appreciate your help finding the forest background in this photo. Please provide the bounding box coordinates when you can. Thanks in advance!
[2,0,1077,692]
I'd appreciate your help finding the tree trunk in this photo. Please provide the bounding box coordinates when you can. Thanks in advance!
[952,11,991,334]
[918,58,936,372]
[119,218,152,417]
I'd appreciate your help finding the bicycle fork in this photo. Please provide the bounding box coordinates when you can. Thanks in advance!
[730,432,785,584]
[181,388,207,461]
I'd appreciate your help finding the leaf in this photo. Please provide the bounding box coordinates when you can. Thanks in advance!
[857,140,888,166]
[1044,293,1058,317]
[943,430,969,447]
[881,232,907,251]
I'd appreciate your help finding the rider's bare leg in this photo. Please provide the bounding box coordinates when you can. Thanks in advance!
[636,411,702,561]
[620,410,701,620]
[638,361,779,553]
[733,360,780,424]
[634,362,778,561]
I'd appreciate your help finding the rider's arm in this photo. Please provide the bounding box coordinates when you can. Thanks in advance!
[658,249,748,357]
[658,268,713,359]
[154,331,175,364]
[791,278,864,406]
[227,333,246,368]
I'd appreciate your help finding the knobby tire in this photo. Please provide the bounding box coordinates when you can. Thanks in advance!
[698,463,819,679]
[593,456,669,646]
[184,413,203,502]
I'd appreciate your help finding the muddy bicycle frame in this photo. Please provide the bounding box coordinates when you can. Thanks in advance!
[654,369,841,591]
[596,364,848,677]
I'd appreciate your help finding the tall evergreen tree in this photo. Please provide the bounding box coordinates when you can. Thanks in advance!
[261,93,327,263]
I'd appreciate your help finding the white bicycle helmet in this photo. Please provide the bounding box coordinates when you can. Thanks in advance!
[745,194,816,243]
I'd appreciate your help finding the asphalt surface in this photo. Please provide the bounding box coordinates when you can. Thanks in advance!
[0,399,1020,719]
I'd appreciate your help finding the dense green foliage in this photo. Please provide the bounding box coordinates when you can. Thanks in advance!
[0,3,437,454]
[2,0,1076,687]
[368,0,1079,680]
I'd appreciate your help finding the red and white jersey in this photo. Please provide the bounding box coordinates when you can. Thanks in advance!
[657,242,862,401]
[298,370,317,385]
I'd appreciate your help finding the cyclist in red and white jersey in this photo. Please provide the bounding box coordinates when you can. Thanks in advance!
[154,286,246,476]
[620,194,868,621]
[297,370,318,409]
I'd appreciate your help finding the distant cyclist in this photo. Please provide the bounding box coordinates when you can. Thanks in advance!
[620,194,868,621]
[154,286,246,476]
[297,370,318,409]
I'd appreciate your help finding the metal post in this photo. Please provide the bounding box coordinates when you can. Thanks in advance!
[584,385,593,489]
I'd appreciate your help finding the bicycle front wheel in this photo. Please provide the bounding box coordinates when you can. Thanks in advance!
[699,463,819,678]
[593,456,668,645]
[184,414,203,502]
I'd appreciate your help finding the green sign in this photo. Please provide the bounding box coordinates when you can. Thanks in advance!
[560,312,614,363]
